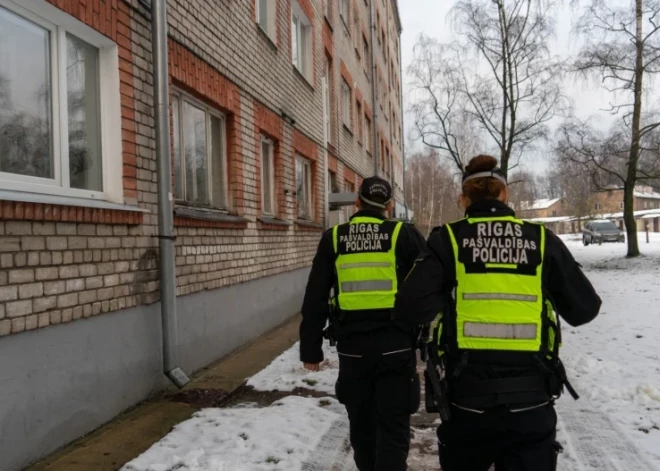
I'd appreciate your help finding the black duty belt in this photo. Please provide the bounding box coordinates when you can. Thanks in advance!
[453,375,549,397]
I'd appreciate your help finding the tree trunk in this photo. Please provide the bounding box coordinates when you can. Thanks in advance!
[626,0,644,257]
[496,0,509,176]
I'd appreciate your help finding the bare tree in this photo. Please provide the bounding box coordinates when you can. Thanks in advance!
[508,170,539,210]
[565,0,660,256]
[407,0,569,177]
[536,168,564,199]
[405,150,462,235]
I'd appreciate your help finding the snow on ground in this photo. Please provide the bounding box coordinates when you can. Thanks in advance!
[247,341,338,395]
[556,233,660,469]
[121,396,346,471]
[122,232,660,471]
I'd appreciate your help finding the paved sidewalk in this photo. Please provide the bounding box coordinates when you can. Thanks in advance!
[25,315,301,471]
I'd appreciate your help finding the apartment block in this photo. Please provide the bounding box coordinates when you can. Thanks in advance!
[0,0,404,469]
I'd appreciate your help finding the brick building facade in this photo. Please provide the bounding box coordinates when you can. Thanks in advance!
[0,0,404,469]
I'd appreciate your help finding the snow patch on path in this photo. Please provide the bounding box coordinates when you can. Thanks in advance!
[121,396,344,471]
[247,341,338,395]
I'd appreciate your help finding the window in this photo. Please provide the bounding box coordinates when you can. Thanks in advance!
[365,115,372,154]
[296,156,313,220]
[328,170,339,194]
[620,201,624,210]
[594,202,601,211]
[341,0,350,27]
[382,31,387,60]
[324,58,335,144]
[292,2,312,81]
[342,80,352,129]
[172,92,228,208]
[256,0,276,40]
[0,2,121,200]
[363,35,369,70]
[356,101,363,143]
[260,137,275,215]
[552,211,557,217]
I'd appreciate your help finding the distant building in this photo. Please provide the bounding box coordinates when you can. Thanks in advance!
[518,186,660,234]
[518,198,565,219]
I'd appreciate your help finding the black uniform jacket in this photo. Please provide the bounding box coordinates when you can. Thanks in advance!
[394,200,602,405]
[300,210,427,364]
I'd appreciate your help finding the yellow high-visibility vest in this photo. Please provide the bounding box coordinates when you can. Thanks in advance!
[332,216,403,311]
[432,216,559,355]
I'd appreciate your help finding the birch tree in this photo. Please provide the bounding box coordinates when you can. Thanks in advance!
[560,0,660,256]
[407,0,568,177]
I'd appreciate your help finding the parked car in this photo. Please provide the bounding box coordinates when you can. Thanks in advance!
[583,220,625,245]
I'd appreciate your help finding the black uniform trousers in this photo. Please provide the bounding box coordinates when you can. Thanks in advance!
[438,402,559,471]
[335,348,420,471]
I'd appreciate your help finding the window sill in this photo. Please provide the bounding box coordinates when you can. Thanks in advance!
[258,216,292,230]
[341,17,350,36]
[295,219,325,231]
[174,206,246,222]
[256,24,278,52]
[293,66,315,91]
[324,15,333,31]
[343,124,354,137]
[0,189,146,225]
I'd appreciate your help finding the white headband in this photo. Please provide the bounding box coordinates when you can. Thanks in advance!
[359,194,390,209]
[463,170,507,185]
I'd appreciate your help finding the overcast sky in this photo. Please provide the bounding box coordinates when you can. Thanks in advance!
[398,0,614,173]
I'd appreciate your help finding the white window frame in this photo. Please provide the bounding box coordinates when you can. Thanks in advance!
[260,136,276,216]
[356,101,363,143]
[365,115,372,154]
[342,80,352,128]
[341,0,350,28]
[0,0,122,203]
[291,1,312,82]
[296,155,313,220]
[256,0,276,41]
[324,58,333,144]
[172,90,229,209]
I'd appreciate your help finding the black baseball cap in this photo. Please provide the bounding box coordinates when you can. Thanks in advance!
[359,176,392,209]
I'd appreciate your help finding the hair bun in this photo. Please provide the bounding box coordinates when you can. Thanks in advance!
[465,155,498,174]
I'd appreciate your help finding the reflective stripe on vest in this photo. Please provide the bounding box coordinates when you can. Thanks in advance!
[333,217,402,311]
[446,216,547,352]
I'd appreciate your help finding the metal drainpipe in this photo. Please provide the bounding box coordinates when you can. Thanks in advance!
[398,25,408,221]
[151,0,189,389]
[370,0,380,177]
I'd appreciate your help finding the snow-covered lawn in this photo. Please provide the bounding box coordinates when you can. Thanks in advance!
[122,233,660,471]
[557,234,660,470]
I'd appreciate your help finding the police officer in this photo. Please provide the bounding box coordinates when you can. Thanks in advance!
[300,176,426,471]
[395,155,602,471]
